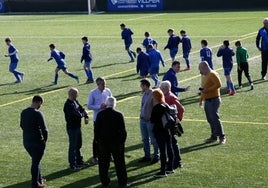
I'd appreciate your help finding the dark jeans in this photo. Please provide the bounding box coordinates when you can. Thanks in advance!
[204,97,225,139]
[98,140,127,187]
[171,135,182,168]
[24,141,45,188]
[237,63,252,86]
[261,50,268,77]
[67,128,83,167]
[155,133,174,173]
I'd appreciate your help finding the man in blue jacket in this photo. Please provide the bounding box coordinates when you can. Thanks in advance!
[162,61,190,97]
[256,18,268,80]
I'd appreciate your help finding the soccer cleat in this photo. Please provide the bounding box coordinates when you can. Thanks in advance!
[14,80,21,83]
[129,59,135,63]
[154,172,167,178]
[219,137,226,144]
[133,52,137,58]
[20,73,25,81]
[51,81,57,85]
[76,77,80,84]
[262,76,266,80]
[250,83,254,90]
[226,89,231,94]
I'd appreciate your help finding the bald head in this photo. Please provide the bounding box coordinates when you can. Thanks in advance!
[68,87,79,101]
[199,61,211,75]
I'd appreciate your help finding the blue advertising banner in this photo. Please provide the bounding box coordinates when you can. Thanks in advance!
[0,0,4,13]
[108,0,163,11]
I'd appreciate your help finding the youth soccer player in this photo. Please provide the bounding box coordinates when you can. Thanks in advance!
[136,47,150,78]
[4,37,24,83]
[147,44,165,88]
[47,44,79,85]
[81,36,94,84]
[217,40,236,95]
[180,30,192,70]
[142,32,158,52]
[120,23,136,62]
[200,39,213,69]
[235,41,253,90]
[164,29,181,62]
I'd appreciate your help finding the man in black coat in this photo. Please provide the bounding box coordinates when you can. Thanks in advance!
[95,96,129,187]
[63,87,89,171]
[20,95,48,188]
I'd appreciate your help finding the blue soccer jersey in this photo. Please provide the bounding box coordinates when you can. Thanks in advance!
[217,47,235,68]
[164,34,181,50]
[8,44,19,63]
[81,43,92,62]
[50,49,66,67]
[148,48,165,68]
[121,28,133,46]
[142,37,157,50]
[136,51,150,76]
[200,47,213,69]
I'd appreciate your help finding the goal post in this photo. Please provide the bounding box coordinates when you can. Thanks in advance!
[87,0,91,14]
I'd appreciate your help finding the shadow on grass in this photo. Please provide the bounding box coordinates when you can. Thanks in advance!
[181,142,219,154]
[180,95,199,106]
[92,61,133,69]
[114,90,141,101]
[125,143,143,153]
[0,84,70,96]
[2,167,82,188]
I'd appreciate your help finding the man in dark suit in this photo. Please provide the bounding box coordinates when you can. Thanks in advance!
[95,96,129,187]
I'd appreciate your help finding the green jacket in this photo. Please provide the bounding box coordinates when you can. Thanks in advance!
[236,46,249,66]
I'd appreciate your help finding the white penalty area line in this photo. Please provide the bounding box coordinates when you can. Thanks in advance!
[124,116,268,126]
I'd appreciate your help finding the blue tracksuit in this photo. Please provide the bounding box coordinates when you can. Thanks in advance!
[81,43,92,63]
[164,34,181,59]
[136,51,150,77]
[142,37,157,52]
[162,68,185,96]
[181,35,192,57]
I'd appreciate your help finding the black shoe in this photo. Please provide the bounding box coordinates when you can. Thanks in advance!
[250,84,254,90]
[77,161,89,168]
[120,183,131,187]
[150,157,159,164]
[165,169,175,174]
[154,172,167,178]
[138,157,151,163]
[174,162,183,169]
[70,165,81,172]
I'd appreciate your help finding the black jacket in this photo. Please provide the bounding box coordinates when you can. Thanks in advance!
[95,108,127,144]
[63,99,87,129]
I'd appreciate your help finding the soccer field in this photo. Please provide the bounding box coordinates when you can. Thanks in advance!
[0,11,267,188]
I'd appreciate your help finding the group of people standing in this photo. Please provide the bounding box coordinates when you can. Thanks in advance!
[18,18,268,188]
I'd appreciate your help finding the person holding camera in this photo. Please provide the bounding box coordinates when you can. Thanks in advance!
[63,87,89,171]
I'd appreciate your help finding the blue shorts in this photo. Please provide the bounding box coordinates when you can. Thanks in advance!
[84,61,92,67]
[183,51,190,59]
[170,48,178,58]
[223,67,233,76]
[9,63,18,72]
[125,43,132,50]
[149,66,159,75]
[57,65,67,71]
